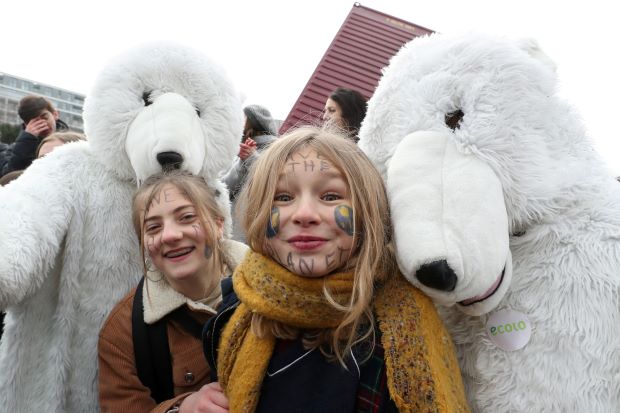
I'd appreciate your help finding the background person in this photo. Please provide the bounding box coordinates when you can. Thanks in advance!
[98,171,247,413]
[222,104,278,241]
[322,87,367,142]
[36,131,86,158]
[0,95,69,176]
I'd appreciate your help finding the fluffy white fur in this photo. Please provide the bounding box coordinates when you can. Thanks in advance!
[359,32,620,411]
[0,43,242,412]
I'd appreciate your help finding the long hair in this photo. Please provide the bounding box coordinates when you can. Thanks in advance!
[237,126,395,363]
[132,170,226,291]
[329,88,367,139]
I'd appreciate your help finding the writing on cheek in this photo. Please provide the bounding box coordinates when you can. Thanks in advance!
[325,250,336,270]
[298,257,315,275]
[334,205,354,236]
[146,234,163,255]
[286,252,296,273]
[266,207,280,238]
[325,246,351,270]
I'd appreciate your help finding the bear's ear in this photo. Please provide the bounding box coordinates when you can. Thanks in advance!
[517,37,557,73]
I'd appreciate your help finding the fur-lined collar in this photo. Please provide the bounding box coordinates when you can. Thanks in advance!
[143,239,249,324]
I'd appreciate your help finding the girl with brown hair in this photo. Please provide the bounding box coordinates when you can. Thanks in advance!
[98,170,247,413]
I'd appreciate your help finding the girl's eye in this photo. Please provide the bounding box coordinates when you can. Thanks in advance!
[322,193,342,202]
[274,193,292,202]
[145,224,160,233]
[181,214,196,222]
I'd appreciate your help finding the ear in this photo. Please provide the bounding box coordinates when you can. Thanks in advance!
[53,110,60,120]
[517,37,557,72]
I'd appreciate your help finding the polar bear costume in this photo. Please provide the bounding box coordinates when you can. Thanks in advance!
[359,33,620,412]
[0,43,242,412]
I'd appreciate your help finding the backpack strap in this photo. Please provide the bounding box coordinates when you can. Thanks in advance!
[132,277,174,403]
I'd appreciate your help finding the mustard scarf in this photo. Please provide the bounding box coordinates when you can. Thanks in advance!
[218,251,470,413]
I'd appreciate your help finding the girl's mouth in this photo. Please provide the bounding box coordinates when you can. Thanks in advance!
[288,236,327,251]
[164,246,194,260]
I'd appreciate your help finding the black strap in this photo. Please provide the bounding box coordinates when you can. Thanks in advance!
[132,277,174,403]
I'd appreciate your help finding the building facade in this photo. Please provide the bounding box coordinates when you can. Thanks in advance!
[280,3,433,134]
[0,72,85,132]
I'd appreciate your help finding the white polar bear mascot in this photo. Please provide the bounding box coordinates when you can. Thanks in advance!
[0,43,242,412]
[359,32,620,412]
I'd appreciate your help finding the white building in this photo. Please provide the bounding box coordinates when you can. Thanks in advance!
[0,72,84,132]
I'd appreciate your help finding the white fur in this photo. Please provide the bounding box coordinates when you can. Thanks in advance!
[0,43,242,412]
[360,32,620,411]
[387,131,512,315]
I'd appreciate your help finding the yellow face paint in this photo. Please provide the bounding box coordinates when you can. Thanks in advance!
[334,205,354,236]
[267,206,280,238]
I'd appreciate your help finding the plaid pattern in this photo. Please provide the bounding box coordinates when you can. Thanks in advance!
[356,339,399,413]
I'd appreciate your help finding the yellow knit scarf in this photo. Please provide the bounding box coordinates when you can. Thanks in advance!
[218,251,470,413]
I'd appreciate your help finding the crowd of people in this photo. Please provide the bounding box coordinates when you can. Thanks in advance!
[0,89,470,412]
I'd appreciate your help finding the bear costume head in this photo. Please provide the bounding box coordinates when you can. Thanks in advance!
[84,42,242,184]
[359,32,620,411]
[359,32,618,316]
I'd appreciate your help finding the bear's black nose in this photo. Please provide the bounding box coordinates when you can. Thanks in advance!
[415,260,457,291]
[156,151,183,170]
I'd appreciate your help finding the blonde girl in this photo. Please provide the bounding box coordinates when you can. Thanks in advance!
[203,127,469,413]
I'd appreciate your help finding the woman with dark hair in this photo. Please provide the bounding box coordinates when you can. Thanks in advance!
[322,87,368,141]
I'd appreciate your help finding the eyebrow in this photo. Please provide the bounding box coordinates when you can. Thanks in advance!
[144,204,194,222]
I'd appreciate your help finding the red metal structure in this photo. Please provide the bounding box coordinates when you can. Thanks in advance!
[279,3,433,134]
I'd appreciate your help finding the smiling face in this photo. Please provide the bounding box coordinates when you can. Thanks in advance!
[264,149,356,278]
[142,184,223,290]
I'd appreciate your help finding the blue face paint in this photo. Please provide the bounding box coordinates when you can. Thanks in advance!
[204,245,213,259]
[266,206,280,238]
[334,205,354,236]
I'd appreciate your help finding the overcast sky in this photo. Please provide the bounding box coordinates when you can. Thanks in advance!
[2,0,618,175]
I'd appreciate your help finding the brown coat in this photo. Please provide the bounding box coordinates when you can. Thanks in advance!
[98,240,249,413]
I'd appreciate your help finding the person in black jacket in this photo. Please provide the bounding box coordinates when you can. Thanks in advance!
[0,95,68,176]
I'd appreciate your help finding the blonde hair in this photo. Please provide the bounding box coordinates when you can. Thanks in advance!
[132,170,225,290]
[237,126,396,362]
[36,131,86,158]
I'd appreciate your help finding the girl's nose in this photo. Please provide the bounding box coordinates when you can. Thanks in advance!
[292,197,321,226]
[161,223,183,243]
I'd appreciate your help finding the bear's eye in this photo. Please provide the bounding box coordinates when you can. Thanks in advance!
[445,109,464,131]
[194,107,201,117]
[142,91,152,106]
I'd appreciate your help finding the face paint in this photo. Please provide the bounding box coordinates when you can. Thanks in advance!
[266,206,280,238]
[334,205,354,236]
[204,245,213,259]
